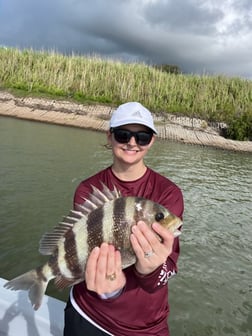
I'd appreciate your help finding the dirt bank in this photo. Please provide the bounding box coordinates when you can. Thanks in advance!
[0,91,251,153]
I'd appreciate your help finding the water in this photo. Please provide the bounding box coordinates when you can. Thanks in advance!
[0,116,251,335]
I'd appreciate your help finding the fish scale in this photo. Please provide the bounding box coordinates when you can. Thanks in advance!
[4,182,182,310]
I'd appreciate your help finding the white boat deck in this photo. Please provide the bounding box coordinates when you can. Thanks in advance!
[0,278,64,336]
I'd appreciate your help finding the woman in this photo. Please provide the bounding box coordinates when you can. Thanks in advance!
[64,102,184,336]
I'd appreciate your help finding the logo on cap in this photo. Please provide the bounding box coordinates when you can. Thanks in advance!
[132,110,143,119]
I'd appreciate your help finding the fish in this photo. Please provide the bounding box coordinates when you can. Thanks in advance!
[4,183,182,310]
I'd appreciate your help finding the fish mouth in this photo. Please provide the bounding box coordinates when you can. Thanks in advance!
[171,223,183,237]
[173,228,182,237]
[160,215,183,236]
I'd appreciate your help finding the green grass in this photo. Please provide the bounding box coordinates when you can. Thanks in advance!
[0,47,251,140]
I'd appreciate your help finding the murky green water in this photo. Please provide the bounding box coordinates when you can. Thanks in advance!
[0,116,251,335]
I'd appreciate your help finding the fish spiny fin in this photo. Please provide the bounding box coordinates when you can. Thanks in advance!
[75,183,121,216]
[91,185,111,203]
[91,183,121,203]
[75,198,99,215]
[101,182,121,199]
[39,211,85,255]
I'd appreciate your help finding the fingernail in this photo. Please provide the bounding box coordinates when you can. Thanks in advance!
[100,243,109,252]
[138,221,146,228]
[152,222,160,230]
[132,225,137,233]
[93,246,100,253]
[108,244,115,252]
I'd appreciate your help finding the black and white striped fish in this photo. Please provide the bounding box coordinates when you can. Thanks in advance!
[4,183,182,310]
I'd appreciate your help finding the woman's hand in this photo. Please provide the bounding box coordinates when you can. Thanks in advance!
[130,221,174,275]
[85,243,126,296]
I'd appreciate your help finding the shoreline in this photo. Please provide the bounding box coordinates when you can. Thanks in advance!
[0,91,251,153]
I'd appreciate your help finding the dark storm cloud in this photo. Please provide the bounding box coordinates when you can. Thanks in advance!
[143,0,223,34]
[0,0,251,78]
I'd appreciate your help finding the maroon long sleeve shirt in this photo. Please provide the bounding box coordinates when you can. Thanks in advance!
[71,166,184,336]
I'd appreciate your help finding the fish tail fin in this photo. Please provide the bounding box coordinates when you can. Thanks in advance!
[4,264,53,310]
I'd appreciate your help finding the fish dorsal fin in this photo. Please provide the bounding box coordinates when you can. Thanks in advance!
[75,183,121,216]
[39,183,120,256]
[39,210,85,255]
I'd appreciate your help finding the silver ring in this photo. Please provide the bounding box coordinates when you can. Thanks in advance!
[144,250,154,258]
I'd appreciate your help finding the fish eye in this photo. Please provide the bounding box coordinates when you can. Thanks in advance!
[155,212,164,222]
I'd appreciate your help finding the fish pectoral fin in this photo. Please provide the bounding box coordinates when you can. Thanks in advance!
[54,276,81,289]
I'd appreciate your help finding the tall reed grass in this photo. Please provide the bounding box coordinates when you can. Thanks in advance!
[0,47,251,140]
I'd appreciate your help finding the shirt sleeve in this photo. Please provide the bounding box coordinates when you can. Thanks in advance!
[132,239,179,293]
[133,181,184,293]
[162,184,183,277]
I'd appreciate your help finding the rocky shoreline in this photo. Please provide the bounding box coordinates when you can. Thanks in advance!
[0,91,251,153]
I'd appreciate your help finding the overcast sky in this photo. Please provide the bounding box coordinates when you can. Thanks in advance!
[0,0,251,79]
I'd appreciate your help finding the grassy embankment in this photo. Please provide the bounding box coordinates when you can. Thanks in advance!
[0,47,251,140]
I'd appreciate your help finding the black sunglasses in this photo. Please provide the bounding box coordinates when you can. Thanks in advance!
[110,128,153,146]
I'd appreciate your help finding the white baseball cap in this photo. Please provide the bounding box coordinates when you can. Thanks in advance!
[109,102,157,134]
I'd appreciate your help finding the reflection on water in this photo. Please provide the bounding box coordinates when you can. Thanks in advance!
[0,117,251,336]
